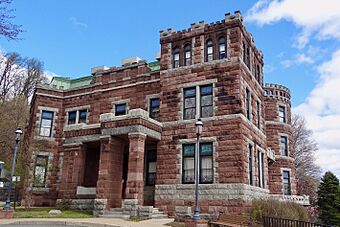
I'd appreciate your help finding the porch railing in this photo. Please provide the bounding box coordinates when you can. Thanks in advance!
[263,216,331,227]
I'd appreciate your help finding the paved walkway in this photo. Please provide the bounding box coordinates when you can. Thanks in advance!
[0,218,175,227]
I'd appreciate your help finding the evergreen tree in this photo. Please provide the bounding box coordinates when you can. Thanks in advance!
[317,171,340,225]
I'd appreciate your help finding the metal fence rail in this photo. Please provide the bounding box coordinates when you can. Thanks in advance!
[263,216,331,227]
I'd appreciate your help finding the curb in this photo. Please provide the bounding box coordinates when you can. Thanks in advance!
[5,220,121,227]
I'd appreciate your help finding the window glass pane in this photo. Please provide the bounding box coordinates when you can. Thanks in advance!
[150,98,160,107]
[42,111,53,119]
[200,143,212,155]
[185,97,196,108]
[183,144,195,156]
[174,53,179,61]
[201,106,213,118]
[201,156,213,183]
[200,85,212,95]
[219,43,225,52]
[115,104,126,116]
[79,110,87,123]
[184,88,196,97]
[184,108,196,120]
[207,46,213,54]
[201,95,213,106]
[148,162,156,173]
[36,156,48,166]
[183,157,195,183]
[68,111,77,124]
[41,119,52,128]
[39,127,51,137]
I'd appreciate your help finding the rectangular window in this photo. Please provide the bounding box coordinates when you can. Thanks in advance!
[280,136,288,156]
[149,98,160,120]
[256,101,261,128]
[39,111,54,137]
[33,155,48,187]
[200,85,213,118]
[68,111,77,125]
[115,103,127,116]
[279,106,286,123]
[257,151,265,188]
[207,46,213,62]
[78,109,88,123]
[183,87,196,120]
[283,170,291,195]
[246,88,251,120]
[182,144,195,183]
[146,147,157,186]
[200,143,213,183]
[248,144,253,185]
[261,152,265,188]
[182,143,213,184]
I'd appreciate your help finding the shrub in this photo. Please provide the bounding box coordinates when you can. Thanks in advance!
[250,199,310,224]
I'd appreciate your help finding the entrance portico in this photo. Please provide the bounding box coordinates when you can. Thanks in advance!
[58,109,162,213]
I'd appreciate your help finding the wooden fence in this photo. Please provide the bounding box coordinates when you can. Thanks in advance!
[263,216,331,227]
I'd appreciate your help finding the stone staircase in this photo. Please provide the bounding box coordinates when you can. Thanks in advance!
[99,207,168,219]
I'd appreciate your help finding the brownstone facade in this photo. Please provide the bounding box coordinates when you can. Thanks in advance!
[22,11,308,217]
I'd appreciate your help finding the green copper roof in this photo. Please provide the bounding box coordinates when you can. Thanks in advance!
[148,61,160,72]
[49,61,160,91]
[49,76,93,90]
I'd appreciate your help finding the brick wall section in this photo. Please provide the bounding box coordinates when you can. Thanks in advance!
[96,137,124,208]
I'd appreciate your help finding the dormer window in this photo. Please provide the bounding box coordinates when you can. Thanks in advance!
[184,44,191,66]
[206,40,213,62]
[173,47,180,68]
[218,37,226,59]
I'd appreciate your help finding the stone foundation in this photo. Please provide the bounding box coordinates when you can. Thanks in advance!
[56,199,94,211]
[123,199,154,218]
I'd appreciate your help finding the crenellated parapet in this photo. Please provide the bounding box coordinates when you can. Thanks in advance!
[264,83,291,103]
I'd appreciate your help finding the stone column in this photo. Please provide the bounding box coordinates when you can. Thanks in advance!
[96,136,125,211]
[125,132,147,205]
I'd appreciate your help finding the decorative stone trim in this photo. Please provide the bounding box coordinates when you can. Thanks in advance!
[102,125,161,140]
[65,105,91,112]
[64,134,101,144]
[63,123,100,132]
[155,183,269,201]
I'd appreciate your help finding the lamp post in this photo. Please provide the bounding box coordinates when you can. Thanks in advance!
[193,119,203,220]
[3,128,23,211]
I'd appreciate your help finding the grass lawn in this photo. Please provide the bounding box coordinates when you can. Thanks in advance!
[13,207,94,218]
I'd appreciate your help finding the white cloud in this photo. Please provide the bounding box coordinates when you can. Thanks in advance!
[280,53,314,68]
[294,49,340,177]
[70,17,88,29]
[246,0,340,48]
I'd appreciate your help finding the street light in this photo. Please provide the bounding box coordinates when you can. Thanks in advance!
[3,128,23,211]
[193,119,203,220]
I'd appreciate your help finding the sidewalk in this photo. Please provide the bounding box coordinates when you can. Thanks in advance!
[0,217,175,227]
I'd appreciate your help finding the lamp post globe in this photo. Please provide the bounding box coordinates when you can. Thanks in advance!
[3,128,23,211]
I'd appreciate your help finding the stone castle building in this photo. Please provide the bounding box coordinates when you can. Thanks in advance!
[23,11,309,217]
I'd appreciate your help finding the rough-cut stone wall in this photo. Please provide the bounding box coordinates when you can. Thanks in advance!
[264,84,296,195]
[23,12,299,217]
[96,137,125,208]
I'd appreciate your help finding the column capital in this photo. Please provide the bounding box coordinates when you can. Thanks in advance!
[128,132,147,139]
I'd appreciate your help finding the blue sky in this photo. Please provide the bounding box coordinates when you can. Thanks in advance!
[1,0,340,177]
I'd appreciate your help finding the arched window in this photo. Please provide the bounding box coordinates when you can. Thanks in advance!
[184,44,191,66]
[206,39,213,62]
[173,47,180,68]
[218,37,226,59]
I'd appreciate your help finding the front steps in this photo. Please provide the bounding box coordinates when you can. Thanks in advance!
[99,207,168,219]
